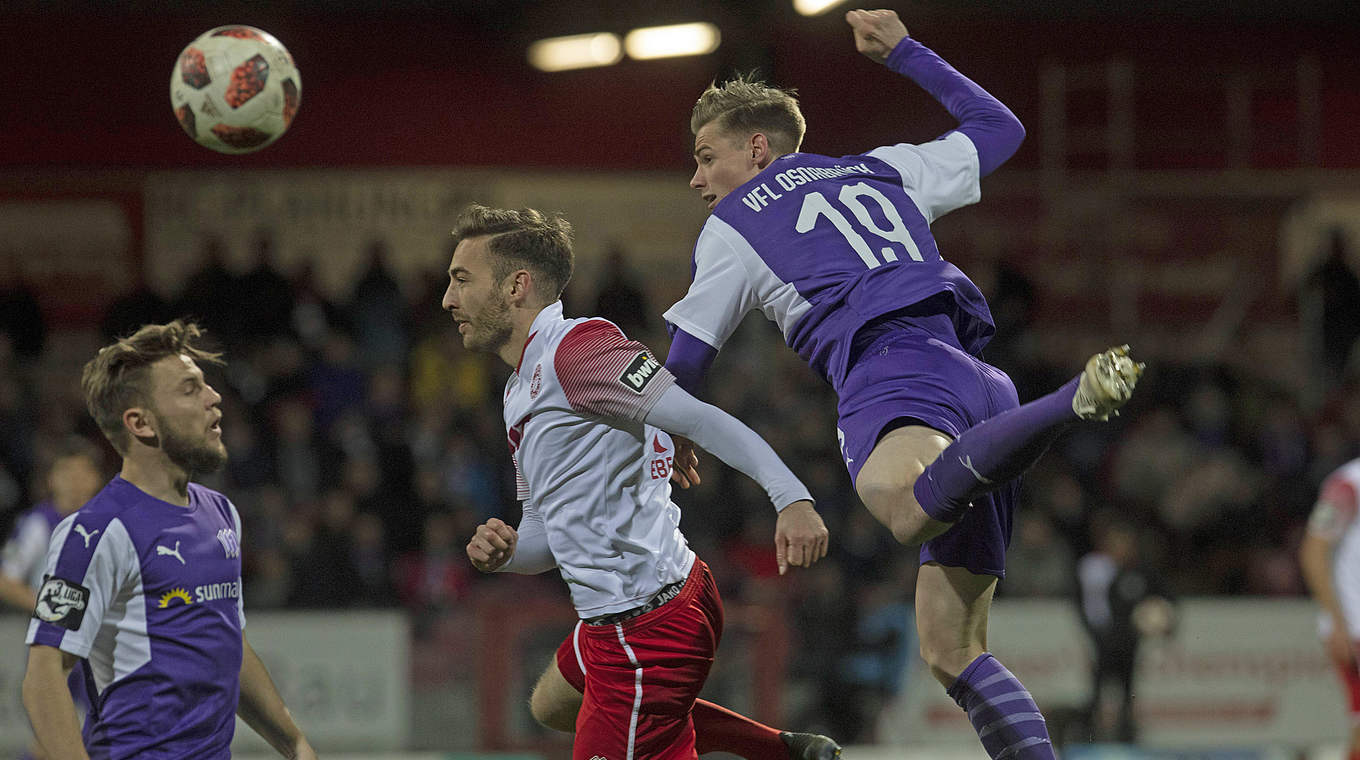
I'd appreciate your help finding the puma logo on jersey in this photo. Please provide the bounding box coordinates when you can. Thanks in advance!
[620,352,660,394]
[959,455,994,485]
[73,524,100,549]
[157,541,186,565]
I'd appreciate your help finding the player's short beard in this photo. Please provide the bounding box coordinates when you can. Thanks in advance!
[464,293,513,354]
[159,419,228,476]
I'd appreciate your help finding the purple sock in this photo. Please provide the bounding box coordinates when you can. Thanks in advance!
[913,377,1079,523]
[946,653,1056,760]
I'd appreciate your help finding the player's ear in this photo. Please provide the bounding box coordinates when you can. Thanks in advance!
[123,406,157,444]
[751,133,773,167]
[507,268,532,304]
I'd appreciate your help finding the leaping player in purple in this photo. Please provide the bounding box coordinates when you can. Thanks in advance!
[662,9,1144,760]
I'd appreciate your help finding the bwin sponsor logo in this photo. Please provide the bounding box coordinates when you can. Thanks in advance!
[620,353,660,393]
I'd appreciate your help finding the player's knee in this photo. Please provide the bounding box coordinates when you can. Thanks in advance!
[858,479,927,546]
[918,639,982,689]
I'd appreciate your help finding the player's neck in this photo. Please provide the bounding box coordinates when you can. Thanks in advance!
[497,303,547,369]
[120,451,192,506]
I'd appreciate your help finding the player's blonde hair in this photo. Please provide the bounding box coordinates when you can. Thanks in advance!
[451,204,575,301]
[81,320,223,455]
[690,74,806,155]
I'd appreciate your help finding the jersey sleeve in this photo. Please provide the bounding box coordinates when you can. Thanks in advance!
[867,131,981,224]
[1308,476,1359,541]
[500,500,555,575]
[661,218,759,350]
[555,320,675,422]
[26,516,137,658]
[228,499,246,629]
[1,513,51,586]
[512,454,530,501]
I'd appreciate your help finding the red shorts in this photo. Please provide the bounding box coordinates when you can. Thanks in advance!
[555,559,724,760]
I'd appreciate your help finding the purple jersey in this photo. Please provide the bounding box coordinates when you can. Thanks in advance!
[663,134,995,390]
[26,476,245,760]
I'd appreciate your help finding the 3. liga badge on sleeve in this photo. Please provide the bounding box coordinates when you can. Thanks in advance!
[33,576,91,631]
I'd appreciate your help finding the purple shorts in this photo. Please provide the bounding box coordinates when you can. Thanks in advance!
[835,320,1020,577]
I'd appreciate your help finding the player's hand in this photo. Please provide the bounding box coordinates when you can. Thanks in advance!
[774,500,829,575]
[846,9,910,64]
[670,436,702,489]
[466,518,518,573]
[1327,623,1355,665]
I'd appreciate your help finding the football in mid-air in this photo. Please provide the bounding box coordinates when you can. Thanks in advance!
[170,25,301,154]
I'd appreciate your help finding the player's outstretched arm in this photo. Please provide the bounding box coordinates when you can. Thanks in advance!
[23,645,89,760]
[849,8,1024,177]
[643,384,829,574]
[238,635,317,760]
[664,329,720,489]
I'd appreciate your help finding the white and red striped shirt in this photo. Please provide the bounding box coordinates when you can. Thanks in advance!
[1310,458,1360,638]
[500,302,695,618]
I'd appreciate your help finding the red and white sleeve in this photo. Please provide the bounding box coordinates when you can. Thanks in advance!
[1309,476,1359,540]
[555,320,675,422]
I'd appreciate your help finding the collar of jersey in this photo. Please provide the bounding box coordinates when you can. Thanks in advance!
[517,300,564,373]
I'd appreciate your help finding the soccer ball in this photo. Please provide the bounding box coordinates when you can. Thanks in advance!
[170,25,301,154]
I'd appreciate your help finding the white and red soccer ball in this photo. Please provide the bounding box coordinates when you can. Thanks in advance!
[170,25,300,154]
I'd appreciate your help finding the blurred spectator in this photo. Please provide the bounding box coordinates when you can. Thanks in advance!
[0,255,45,362]
[1111,406,1196,510]
[721,508,781,584]
[1306,228,1360,385]
[0,369,38,509]
[288,488,363,608]
[437,431,500,524]
[221,396,275,491]
[843,558,917,743]
[790,558,861,742]
[309,329,367,432]
[350,512,396,607]
[1184,379,1232,448]
[393,510,474,636]
[349,240,409,370]
[176,235,241,344]
[288,259,348,353]
[1002,512,1076,598]
[100,272,172,343]
[271,395,323,504]
[1075,516,1176,743]
[237,230,296,346]
[592,244,652,339]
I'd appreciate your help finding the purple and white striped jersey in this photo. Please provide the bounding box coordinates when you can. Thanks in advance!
[664,37,1025,395]
[26,475,245,760]
[663,134,995,390]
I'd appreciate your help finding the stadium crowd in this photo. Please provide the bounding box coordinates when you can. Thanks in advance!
[0,236,1355,743]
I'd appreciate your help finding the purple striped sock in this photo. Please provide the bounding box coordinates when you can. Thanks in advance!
[946,653,1056,760]
[913,377,1079,523]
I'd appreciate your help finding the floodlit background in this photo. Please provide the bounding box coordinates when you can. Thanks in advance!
[2,1,1360,757]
